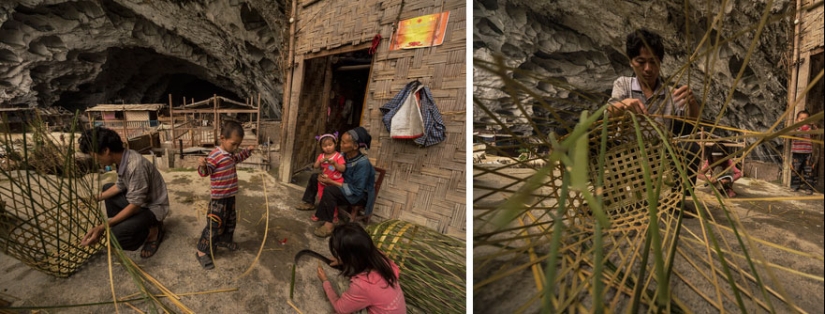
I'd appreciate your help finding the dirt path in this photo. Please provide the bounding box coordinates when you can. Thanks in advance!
[1,170,347,313]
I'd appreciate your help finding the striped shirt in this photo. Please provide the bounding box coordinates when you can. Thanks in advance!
[198,146,252,199]
[792,125,813,154]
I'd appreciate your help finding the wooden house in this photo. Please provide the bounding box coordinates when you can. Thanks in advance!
[0,106,73,132]
[784,0,824,191]
[85,104,163,141]
[280,0,466,236]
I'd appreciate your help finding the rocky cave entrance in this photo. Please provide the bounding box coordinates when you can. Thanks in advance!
[51,47,243,113]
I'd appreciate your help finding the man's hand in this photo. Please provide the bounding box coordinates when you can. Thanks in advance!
[672,86,694,109]
[81,224,105,246]
[198,157,208,168]
[247,145,256,152]
[613,98,647,114]
[317,265,328,282]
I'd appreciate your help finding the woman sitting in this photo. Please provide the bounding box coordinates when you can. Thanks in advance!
[313,127,376,237]
[698,146,742,198]
[316,223,407,313]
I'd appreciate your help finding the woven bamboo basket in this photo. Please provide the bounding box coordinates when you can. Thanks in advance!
[545,113,690,309]
[1,192,106,278]
[1,120,106,278]
[367,220,465,314]
[580,114,685,228]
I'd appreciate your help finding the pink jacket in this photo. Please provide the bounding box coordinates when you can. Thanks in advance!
[698,159,742,182]
[323,260,406,314]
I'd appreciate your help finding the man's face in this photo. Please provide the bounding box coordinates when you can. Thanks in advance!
[91,148,113,167]
[797,113,809,123]
[631,47,661,89]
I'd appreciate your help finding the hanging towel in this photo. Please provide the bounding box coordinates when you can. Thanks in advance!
[380,81,446,147]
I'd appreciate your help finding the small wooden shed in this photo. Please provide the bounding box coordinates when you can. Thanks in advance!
[279,0,466,236]
[85,104,163,141]
[784,0,824,191]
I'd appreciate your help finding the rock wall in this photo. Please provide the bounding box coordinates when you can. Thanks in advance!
[0,0,286,118]
[474,0,794,161]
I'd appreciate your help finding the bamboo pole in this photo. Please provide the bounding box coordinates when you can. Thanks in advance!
[256,93,262,145]
[784,0,804,186]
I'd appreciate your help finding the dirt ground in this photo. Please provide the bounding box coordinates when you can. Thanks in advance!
[1,169,351,313]
[473,166,825,313]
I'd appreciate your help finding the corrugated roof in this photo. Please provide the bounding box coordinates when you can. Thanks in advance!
[86,104,164,112]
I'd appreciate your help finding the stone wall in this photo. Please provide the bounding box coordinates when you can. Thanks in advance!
[1,0,287,118]
[474,0,794,162]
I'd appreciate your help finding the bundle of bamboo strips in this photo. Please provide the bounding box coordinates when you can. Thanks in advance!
[367,220,465,314]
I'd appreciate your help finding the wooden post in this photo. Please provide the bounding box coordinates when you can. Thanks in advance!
[122,105,128,149]
[213,94,219,146]
[279,55,305,183]
[256,93,262,145]
[169,94,176,150]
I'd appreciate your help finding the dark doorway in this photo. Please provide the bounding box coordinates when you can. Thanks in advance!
[289,49,372,185]
[327,51,371,134]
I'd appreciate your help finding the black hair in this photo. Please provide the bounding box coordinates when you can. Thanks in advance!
[707,144,728,163]
[626,28,665,62]
[797,110,810,119]
[328,223,398,288]
[79,127,124,154]
[221,120,244,138]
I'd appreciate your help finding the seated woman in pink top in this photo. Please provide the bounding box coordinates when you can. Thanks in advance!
[698,146,742,198]
[316,223,407,314]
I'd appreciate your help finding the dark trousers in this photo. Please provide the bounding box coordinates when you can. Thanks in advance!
[313,186,367,223]
[791,153,814,190]
[197,196,237,253]
[302,173,320,204]
[102,183,157,251]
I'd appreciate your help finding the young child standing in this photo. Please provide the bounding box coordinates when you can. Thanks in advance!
[196,120,254,269]
[295,133,346,220]
[791,110,818,194]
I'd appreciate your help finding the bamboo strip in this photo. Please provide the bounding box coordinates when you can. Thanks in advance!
[236,174,270,280]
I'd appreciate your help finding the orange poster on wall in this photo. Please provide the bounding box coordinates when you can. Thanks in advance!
[390,12,450,50]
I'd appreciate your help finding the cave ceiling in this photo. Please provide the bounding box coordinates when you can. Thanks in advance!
[0,0,286,118]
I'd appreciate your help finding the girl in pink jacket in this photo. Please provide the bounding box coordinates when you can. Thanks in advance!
[317,223,407,314]
[698,146,742,198]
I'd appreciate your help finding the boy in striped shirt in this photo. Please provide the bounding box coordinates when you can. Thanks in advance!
[196,120,254,269]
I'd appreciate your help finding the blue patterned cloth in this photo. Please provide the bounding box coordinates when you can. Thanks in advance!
[380,81,446,147]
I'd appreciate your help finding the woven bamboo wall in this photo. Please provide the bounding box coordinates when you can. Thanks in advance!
[292,58,330,171]
[801,0,823,52]
[293,0,466,237]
